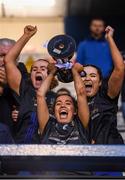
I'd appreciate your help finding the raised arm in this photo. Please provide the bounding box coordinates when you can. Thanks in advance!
[4,25,37,95]
[37,64,57,133]
[72,63,89,128]
[105,26,125,98]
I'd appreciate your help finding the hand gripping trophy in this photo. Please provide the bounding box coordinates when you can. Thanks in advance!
[47,34,76,83]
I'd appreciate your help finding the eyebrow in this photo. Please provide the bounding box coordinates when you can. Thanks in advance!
[56,100,72,103]
[32,66,47,69]
[89,73,97,76]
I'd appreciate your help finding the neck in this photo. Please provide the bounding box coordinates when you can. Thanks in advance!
[91,33,103,40]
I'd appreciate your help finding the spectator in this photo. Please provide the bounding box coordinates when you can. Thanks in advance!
[37,63,89,144]
[0,38,28,138]
[0,123,14,144]
[4,25,57,144]
[81,26,124,144]
[77,17,113,79]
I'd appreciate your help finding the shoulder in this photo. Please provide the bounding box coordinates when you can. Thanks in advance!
[99,80,119,102]
[41,116,56,135]
[12,78,32,104]
[45,116,56,127]
[77,40,88,48]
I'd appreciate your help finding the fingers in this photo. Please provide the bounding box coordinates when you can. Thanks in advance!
[72,62,84,72]
[24,25,37,36]
[12,110,19,122]
[48,63,57,75]
[0,67,6,76]
[47,56,56,64]
[26,25,37,31]
[0,67,7,84]
[105,26,114,32]
[105,26,114,39]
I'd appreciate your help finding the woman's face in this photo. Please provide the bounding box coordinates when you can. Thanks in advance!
[82,66,102,97]
[54,95,75,124]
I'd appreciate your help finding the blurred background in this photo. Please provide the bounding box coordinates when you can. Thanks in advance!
[0,0,125,62]
[0,0,125,140]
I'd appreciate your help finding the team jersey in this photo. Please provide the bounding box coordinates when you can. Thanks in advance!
[88,81,123,144]
[13,78,56,144]
[41,116,88,145]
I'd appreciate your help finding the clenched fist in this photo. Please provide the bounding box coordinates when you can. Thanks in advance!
[47,63,57,75]
[24,25,37,37]
[72,62,84,73]
[105,26,114,40]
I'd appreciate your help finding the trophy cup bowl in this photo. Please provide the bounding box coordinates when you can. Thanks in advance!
[47,34,76,83]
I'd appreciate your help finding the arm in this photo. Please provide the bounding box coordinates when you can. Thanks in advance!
[4,25,37,95]
[105,26,125,98]
[72,63,89,128]
[37,64,57,133]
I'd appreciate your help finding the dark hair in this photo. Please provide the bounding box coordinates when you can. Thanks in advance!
[53,93,77,114]
[56,88,71,96]
[90,17,106,26]
[83,64,103,81]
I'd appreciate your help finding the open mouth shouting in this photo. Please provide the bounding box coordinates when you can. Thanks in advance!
[35,75,43,81]
[59,109,68,119]
[84,82,93,93]
[35,75,43,88]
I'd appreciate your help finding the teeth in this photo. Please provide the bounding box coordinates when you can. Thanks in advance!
[85,84,92,88]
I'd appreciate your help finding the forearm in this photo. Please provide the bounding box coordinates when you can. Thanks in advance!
[37,95,49,132]
[4,34,31,65]
[77,95,89,128]
[72,68,86,95]
[107,36,124,71]
[3,34,29,94]
[36,73,55,132]
[72,68,89,128]
[107,36,124,98]
[38,73,55,96]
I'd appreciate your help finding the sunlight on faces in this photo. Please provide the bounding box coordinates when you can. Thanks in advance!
[82,66,102,97]
[54,95,76,124]
[90,20,105,37]
[30,60,49,90]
